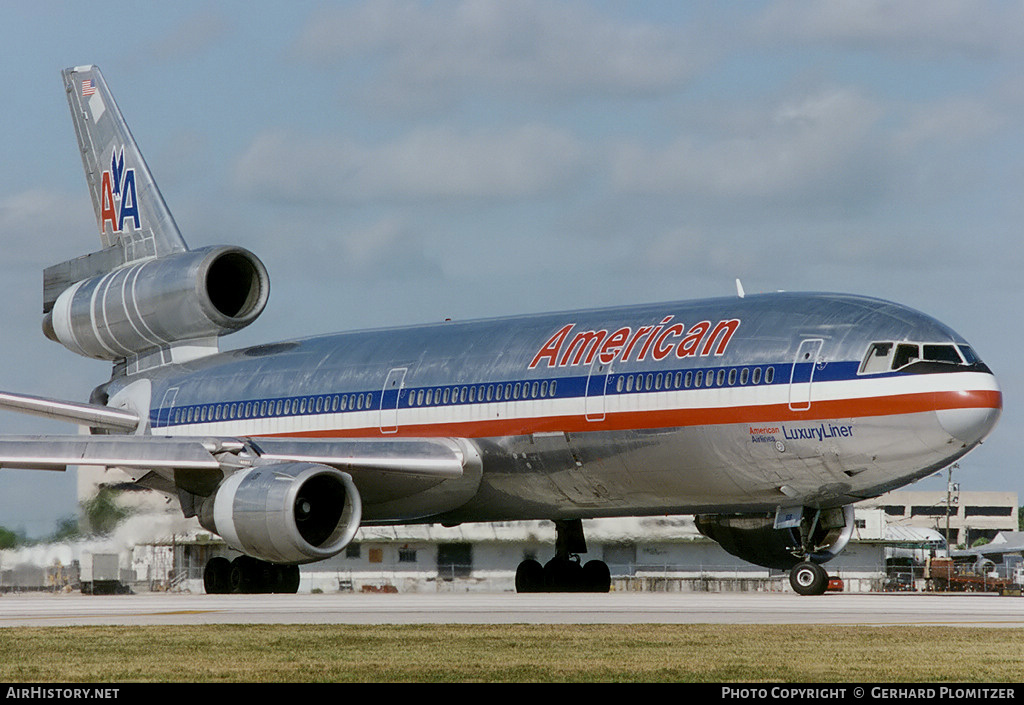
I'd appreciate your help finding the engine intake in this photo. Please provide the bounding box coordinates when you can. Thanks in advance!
[43,245,269,360]
[200,462,362,564]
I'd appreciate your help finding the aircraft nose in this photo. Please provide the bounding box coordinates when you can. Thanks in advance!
[936,402,1002,446]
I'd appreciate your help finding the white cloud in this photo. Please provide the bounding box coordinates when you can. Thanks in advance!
[893,98,1006,153]
[610,88,884,200]
[294,0,702,102]
[150,11,231,62]
[0,190,91,268]
[233,123,584,203]
[756,0,1024,56]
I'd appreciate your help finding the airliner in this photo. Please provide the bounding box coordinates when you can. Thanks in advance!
[0,66,1002,596]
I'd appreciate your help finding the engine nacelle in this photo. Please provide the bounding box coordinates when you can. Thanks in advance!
[43,245,269,360]
[199,462,362,564]
[695,506,855,570]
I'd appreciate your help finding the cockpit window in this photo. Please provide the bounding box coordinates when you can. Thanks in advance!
[859,341,982,375]
[860,342,893,374]
[922,345,961,365]
[958,345,980,365]
[892,344,920,370]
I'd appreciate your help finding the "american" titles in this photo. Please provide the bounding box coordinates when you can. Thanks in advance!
[529,316,741,369]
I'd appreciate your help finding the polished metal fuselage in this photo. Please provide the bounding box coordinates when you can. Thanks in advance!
[109,292,1001,525]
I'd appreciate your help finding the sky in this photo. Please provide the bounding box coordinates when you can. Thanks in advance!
[0,1,1022,537]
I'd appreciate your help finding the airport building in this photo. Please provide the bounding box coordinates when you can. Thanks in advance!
[857,490,1019,548]
[119,505,945,594]
[7,469,1011,594]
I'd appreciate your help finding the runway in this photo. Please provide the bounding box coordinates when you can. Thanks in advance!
[1,591,1022,628]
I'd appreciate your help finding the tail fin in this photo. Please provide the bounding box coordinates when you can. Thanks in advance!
[61,65,188,260]
[46,66,191,312]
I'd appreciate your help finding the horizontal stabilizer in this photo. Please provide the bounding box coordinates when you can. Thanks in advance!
[0,390,140,431]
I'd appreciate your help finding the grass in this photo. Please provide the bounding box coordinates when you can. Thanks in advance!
[0,624,1021,682]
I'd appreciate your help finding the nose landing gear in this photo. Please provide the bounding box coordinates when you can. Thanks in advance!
[789,561,829,596]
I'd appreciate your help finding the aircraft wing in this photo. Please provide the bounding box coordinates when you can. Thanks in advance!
[0,434,466,479]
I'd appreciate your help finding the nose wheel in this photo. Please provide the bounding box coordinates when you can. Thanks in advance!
[789,561,829,596]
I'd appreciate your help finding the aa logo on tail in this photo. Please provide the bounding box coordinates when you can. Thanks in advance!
[99,147,140,233]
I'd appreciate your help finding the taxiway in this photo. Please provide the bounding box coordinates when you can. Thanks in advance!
[0,592,1021,628]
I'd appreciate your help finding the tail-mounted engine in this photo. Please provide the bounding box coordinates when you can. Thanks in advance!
[43,245,269,361]
[695,506,855,570]
[199,462,362,565]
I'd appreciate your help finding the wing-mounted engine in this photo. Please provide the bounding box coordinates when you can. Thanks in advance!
[695,505,855,571]
[198,462,362,565]
[43,245,269,363]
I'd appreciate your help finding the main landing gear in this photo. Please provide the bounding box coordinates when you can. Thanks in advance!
[203,555,301,594]
[514,519,612,593]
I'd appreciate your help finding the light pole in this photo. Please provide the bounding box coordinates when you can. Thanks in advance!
[945,463,960,552]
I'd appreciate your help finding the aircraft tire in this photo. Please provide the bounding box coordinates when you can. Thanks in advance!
[515,559,545,593]
[277,564,301,594]
[582,560,612,593]
[229,556,259,594]
[544,556,583,592]
[203,556,232,594]
[789,561,828,596]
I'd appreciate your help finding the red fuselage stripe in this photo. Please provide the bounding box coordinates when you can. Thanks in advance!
[266,389,1002,440]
